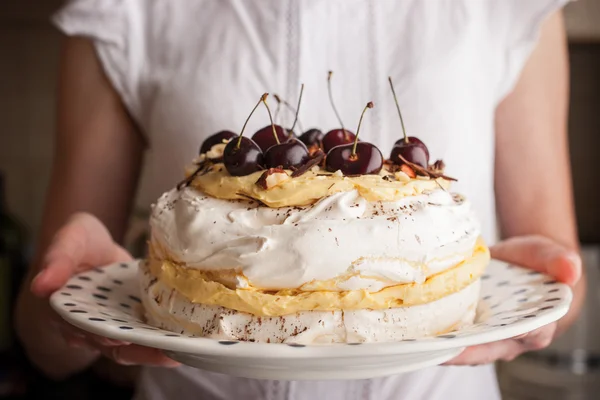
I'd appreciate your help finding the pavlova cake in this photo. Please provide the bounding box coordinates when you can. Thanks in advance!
[139,76,489,344]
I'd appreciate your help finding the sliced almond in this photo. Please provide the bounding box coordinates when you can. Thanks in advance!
[206,143,227,160]
[256,168,289,190]
[394,170,411,182]
[399,164,416,178]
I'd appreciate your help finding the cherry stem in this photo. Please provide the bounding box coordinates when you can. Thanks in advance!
[274,94,304,133]
[327,71,348,140]
[273,95,282,123]
[261,95,279,145]
[352,102,374,156]
[388,77,408,143]
[289,83,304,134]
[237,93,267,149]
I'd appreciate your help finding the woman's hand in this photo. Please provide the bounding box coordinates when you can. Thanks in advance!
[445,235,582,365]
[30,212,180,368]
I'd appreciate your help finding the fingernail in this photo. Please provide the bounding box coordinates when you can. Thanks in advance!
[566,253,582,271]
[565,253,582,283]
[111,348,135,366]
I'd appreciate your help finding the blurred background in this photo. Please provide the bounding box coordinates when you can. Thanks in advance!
[0,1,598,399]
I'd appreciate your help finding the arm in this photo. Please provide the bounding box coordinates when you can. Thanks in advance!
[447,9,583,366]
[494,10,584,334]
[15,36,145,379]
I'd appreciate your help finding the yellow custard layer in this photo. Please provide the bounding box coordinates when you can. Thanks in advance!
[146,238,489,317]
[190,163,451,208]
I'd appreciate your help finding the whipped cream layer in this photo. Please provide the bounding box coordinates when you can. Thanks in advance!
[139,261,480,344]
[150,185,482,291]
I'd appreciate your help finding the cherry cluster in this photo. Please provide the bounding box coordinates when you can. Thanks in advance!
[198,73,430,178]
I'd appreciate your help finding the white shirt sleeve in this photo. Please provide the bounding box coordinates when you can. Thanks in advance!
[51,0,145,128]
[487,0,571,103]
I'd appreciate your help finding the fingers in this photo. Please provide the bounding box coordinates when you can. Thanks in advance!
[59,322,180,368]
[444,339,523,365]
[31,212,133,297]
[58,322,130,347]
[444,324,556,366]
[101,345,181,367]
[490,235,581,285]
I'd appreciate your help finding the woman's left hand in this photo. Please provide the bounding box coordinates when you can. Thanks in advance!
[445,235,582,365]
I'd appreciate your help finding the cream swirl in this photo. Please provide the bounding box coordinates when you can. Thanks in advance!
[149,186,481,291]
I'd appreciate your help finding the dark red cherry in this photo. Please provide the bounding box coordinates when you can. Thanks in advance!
[326,142,383,175]
[390,142,429,168]
[299,128,324,148]
[387,77,430,167]
[394,137,430,160]
[251,125,288,152]
[325,102,381,175]
[324,72,357,153]
[223,137,264,176]
[322,129,356,153]
[264,139,309,169]
[200,130,237,155]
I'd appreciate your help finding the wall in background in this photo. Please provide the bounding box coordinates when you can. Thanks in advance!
[0,1,62,246]
[0,1,598,247]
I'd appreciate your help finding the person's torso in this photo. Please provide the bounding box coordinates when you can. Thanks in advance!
[53,0,568,398]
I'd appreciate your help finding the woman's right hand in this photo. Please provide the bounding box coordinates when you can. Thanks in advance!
[30,212,180,368]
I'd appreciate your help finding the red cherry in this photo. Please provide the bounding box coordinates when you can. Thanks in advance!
[388,77,430,166]
[200,130,237,155]
[325,102,382,175]
[251,125,288,152]
[223,94,267,176]
[322,129,356,153]
[299,128,324,148]
[326,142,383,175]
[323,71,356,153]
[390,142,428,168]
[393,137,429,160]
[264,139,309,169]
[223,137,264,176]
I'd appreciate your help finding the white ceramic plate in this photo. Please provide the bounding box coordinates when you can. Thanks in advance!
[50,259,572,380]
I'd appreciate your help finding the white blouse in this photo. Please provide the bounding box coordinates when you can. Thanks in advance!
[52,0,568,399]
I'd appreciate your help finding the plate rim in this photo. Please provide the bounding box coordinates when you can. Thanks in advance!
[50,259,573,359]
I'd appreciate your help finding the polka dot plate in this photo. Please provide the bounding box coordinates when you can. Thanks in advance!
[50,259,572,380]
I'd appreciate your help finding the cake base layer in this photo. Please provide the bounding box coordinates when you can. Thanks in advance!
[139,261,481,344]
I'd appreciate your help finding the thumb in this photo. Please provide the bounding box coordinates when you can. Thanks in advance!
[31,213,132,297]
[490,235,581,286]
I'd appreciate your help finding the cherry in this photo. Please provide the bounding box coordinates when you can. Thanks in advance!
[223,94,267,176]
[223,136,264,176]
[263,87,310,169]
[325,102,383,175]
[322,128,356,153]
[251,125,288,152]
[264,139,309,169]
[322,71,357,153]
[299,128,324,148]
[199,130,237,155]
[393,136,429,160]
[388,77,430,167]
[390,142,428,169]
